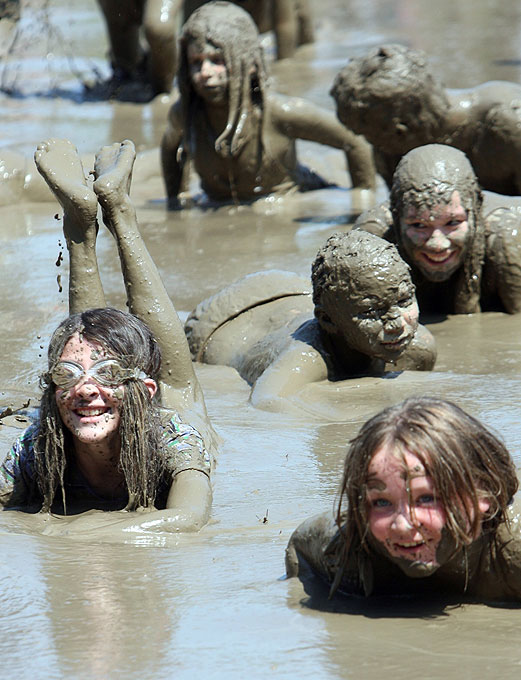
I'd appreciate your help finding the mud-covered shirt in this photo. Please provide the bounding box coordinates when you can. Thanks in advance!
[0,411,211,513]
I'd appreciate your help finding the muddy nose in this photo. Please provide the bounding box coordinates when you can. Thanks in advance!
[383,308,403,332]
[391,507,414,531]
[425,228,450,251]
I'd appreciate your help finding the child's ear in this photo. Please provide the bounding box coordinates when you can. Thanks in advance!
[315,306,338,335]
[144,378,158,400]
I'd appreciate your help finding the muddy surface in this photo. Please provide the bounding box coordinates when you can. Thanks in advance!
[1,1,521,678]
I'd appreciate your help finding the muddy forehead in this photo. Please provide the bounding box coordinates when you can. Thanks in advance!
[392,144,478,212]
[348,256,412,296]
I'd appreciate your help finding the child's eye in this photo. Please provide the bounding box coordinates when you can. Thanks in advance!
[358,309,383,321]
[398,295,414,308]
[417,494,435,504]
[372,498,391,508]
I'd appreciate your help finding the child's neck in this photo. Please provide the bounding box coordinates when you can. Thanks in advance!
[204,101,230,135]
[72,437,126,497]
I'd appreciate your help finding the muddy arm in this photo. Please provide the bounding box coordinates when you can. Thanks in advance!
[353,201,395,241]
[286,511,337,578]
[161,101,187,209]
[270,94,376,189]
[250,341,328,410]
[484,208,521,313]
[77,470,212,533]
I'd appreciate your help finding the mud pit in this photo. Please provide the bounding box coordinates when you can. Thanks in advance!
[1,1,521,678]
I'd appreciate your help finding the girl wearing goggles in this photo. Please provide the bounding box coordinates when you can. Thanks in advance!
[0,139,215,535]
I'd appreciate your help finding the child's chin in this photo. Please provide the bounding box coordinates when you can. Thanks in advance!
[395,556,440,578]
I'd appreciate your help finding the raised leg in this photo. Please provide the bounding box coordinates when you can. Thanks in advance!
[34,139,106,313]
[93,141,201,410]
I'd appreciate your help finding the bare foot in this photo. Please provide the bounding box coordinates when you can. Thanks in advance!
[93,140,136,219]
[34,139,98,227]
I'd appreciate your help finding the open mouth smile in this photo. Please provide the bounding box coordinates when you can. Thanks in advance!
[420,250,456,265]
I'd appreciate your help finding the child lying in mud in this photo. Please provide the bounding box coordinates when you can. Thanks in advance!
[354,144,521,314]
[0,139,215,531]
[286,396,521,603]
[161,1,375,207]
[185,230,436,410]
[331,43,521,195]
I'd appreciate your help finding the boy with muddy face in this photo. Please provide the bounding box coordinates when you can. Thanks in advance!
[331,44,521,196]
[355,144,521,315]
[185,230,436,410]
[161,1,375,207]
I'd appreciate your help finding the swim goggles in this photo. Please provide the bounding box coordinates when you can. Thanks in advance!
[51,359,147,390]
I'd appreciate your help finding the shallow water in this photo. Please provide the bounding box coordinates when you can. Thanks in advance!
[1,1,521,678]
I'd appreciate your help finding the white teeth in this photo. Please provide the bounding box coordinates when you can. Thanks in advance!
[397,542,424,548]
[424,252,453,263]
[76,408,106,417]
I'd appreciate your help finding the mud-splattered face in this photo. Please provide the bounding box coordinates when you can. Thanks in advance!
[400,191,470,281]
[54,333,124,448]
[366,444,446,573]
[331,264,419,362]
[187,40,229,104]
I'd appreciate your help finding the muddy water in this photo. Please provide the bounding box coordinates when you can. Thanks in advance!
[1,1,521,678]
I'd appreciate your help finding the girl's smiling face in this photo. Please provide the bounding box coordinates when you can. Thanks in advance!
[54,333,124,449]
[366,444,446,570]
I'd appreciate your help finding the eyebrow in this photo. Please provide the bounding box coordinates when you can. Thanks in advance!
[365,475,386,490]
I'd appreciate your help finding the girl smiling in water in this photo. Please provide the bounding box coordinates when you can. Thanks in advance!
[286,397,521,602]
[0,139,215,531]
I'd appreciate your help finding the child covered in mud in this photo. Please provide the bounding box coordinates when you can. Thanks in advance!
[0,138,214,531]
[185,230,436,409]
[331,43,521,195]
[354,144,521,315]
[183,0,314,60]
[286,396,521,602]
[161,1,375,207]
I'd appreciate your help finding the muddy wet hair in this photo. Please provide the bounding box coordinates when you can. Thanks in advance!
[311,230,412,321]
[390,144,485,313]
[331,396,518,595]
[178,0,267,158]
[35,308,166,513]
[330,44,449,155]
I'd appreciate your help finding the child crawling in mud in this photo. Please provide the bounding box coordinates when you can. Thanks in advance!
[185,230,437,409]
[331,43,521,195]
[0,138,215,531]
[354,144,521,315]
[161,1,375,207]
[286,396,521,603]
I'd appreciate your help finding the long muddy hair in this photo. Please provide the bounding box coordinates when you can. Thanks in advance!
[390,144,485,313]
[178,0,267,159]
[36,308,166,513]
[331,396,518,594]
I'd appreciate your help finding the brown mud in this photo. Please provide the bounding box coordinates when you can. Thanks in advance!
[1,1,521,678]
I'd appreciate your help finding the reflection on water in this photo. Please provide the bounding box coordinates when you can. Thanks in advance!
[2,0,521,678]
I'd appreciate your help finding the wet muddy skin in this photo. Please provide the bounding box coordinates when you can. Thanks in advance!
[2,0,521,678]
